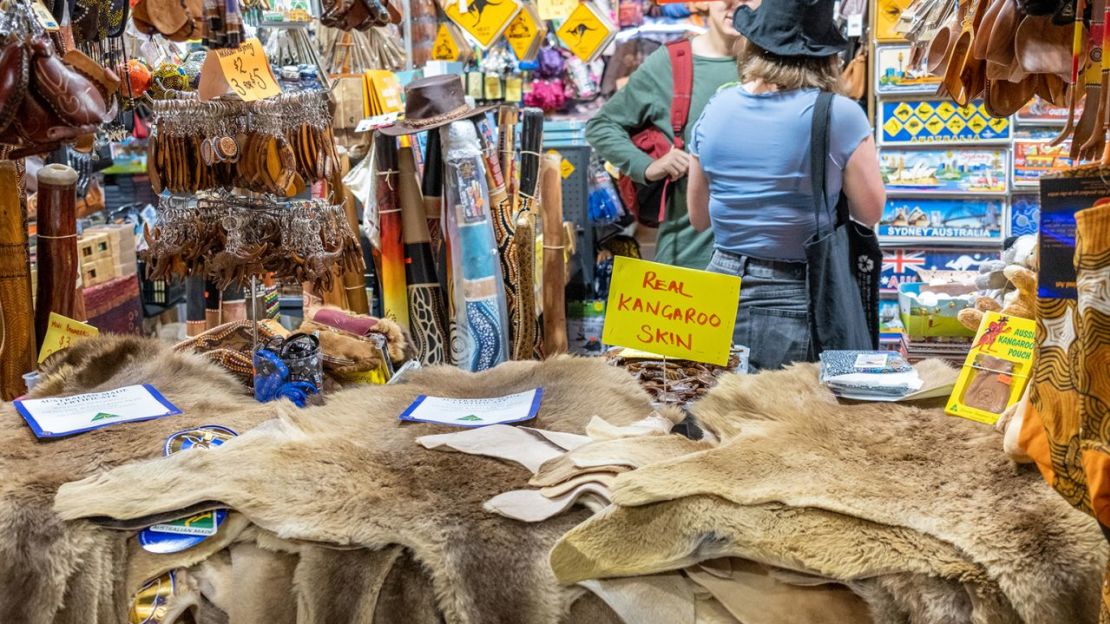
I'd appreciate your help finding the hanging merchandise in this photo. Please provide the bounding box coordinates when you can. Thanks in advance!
[131,0,204,41]
[374,133,410,331]
[432,22,474,61]
[0,5,116,159]
[556,1,617,63]
[504,2,546,61]
[443,0,523,49]
[587,153,622,225]
[319,26,405,74]
[320,0,400,30]
[142,192,363,289]
[399,146,450,364]
[441,120,509,371]
[146,91,341,197]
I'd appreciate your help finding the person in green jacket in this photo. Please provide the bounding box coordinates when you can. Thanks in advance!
[585,1,742,270]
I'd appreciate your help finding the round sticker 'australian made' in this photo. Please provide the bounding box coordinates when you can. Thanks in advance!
[139,426,237,554]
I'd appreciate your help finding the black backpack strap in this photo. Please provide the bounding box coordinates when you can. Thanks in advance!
[809,91,836,233]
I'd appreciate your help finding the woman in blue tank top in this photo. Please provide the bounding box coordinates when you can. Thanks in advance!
[686,0,885,371]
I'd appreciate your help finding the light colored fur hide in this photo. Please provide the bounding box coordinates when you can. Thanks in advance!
[0,336,278,624]
[553,362,1107,623]
[54,349,654,624]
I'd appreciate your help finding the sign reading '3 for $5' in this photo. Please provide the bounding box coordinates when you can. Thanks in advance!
[879,99,1010,145]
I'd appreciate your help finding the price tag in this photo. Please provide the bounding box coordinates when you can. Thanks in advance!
[847,14,864,37]
[538,0,576,19]
[38,313,98,363]
[213,38,281,101]
[354,112,401,133]
[32,0,59,31]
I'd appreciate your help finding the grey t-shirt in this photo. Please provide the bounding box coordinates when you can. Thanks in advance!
[689,86,872,261]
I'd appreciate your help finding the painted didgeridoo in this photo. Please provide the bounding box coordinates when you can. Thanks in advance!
[517,107,545,358]
[34,164,81,346]
[475,115,529,358]
[441,120,509,371]
[375,132,410,331]
[541,154,568,356]
[0,161,35,399]
[400,146,450,365]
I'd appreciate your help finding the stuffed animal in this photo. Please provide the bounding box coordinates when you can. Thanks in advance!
[958,235,1038,332]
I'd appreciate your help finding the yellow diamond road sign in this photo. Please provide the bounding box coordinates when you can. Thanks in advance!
[946,116,967,134]
[957,103,976,119]
[924,116,944,134]
[893,102,913,122]
[556,2,614,62]
[914,102,935,118]
[987,116,1009,133]
[444,0,522,48]
[936,101,956,120]
[967,115,988,134]
[904,116,925,137]
[883,117,904,137]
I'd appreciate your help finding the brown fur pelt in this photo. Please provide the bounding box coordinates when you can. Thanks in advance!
[299,319,388,376]
[53,349,653,623]
[0,336,280,624]
[553,362,1107,623]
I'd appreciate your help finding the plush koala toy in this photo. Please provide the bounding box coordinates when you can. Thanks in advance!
[958,235,1038,332]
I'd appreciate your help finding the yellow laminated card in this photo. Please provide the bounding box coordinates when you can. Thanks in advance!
[444,0,522,49]
[946,311,1036,425]
[602,257,740,366]
[365,70,404,115]
[38,312,99,363]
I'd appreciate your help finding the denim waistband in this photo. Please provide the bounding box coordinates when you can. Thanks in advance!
[709,249,807,280]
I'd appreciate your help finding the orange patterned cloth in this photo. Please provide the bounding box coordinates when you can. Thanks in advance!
[1021,203,1110,620]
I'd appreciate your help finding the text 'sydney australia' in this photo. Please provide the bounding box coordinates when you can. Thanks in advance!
[603,257,741,366]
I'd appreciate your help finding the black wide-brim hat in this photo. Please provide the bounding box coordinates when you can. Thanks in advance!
[378,74,496,137]
[733,0,848,58]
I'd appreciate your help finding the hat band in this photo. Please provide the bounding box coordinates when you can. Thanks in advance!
[405,103,472,128]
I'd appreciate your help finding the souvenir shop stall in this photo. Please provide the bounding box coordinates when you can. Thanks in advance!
[3,0,1110,618]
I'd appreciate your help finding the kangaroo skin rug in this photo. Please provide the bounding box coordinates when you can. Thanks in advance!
[552,362,1107,624]
[44,336,652,623]
[0,336,275,624]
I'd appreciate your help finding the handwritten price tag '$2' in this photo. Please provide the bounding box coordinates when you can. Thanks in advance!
[214,39,281,102]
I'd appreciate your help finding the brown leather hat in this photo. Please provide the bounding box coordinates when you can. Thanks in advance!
[378,74,496,136]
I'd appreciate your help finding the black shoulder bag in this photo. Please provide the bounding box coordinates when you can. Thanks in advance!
[804,91,882,353]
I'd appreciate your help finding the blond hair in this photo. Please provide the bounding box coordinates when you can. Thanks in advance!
[736,39,843,93]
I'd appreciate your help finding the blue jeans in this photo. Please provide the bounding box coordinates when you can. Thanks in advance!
[706,250,812,372]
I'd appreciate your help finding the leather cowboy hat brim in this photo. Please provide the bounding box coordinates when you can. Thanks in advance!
[377,103,498,136]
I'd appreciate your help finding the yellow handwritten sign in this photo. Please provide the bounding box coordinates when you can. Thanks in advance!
[602,257,740,366]
[556,1,616,63]
[214,38,281,101]
[443,0,522,49]
[538,0,575,20]
[38,313,99,363]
